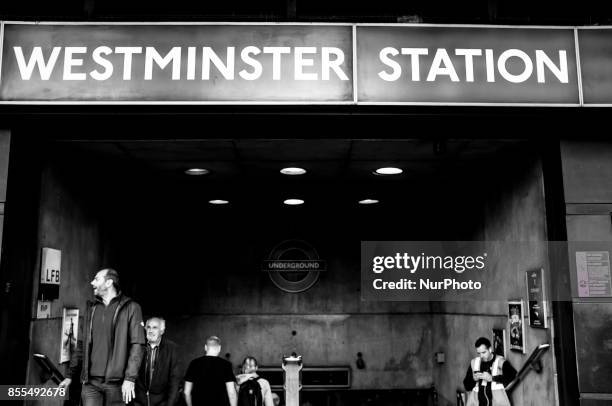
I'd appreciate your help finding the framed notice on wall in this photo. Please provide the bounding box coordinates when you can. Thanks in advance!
[36,300,51,319]
[492,328,506,358]
[576,251,612,297]
[526,268,548,328]
[60,308,78,364]
[508,300,526,354]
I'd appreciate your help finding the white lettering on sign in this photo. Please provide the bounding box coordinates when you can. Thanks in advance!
[455,49,482,82]
[426,48,460,82]
[202,47,235,80]
[239,46,263,80]
[91,46,114,81]
[40,248,61,285]
[63,47,87,80]
[377,47,569,84]
[145,46,182,80]
[13,46,61,80]
[114,47,142,80]
[12,46,350,82]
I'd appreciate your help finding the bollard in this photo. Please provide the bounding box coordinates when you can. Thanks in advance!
[282,354,302,406]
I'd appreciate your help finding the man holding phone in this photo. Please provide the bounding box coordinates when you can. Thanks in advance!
[463,337,516,406]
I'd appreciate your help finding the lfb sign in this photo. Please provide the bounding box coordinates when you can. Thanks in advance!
[40,248,61,285]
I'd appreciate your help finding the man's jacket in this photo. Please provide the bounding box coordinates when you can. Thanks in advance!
[68,294,145,383]
[135,338,181,406]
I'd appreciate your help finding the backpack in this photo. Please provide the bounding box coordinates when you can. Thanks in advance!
[238,378,263,406]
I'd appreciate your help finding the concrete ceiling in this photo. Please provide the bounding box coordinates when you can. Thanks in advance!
[63,138,521,182]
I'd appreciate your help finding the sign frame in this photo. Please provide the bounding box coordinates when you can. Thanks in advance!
[577,26,612,107]
[526,268,548,328]
[40,247,61,285]
[0,21,356,106]
[3,21,612,107]
[355,23,581,107]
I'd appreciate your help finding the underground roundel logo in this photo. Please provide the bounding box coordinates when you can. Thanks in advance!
[262,240,326,293]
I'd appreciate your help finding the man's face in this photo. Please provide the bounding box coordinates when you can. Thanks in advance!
[271,393,280,406]
[243,358,258,374]
[205,343,221,356]
[146,319,164,344]
[91,270,110,296]
[476,344,493,361]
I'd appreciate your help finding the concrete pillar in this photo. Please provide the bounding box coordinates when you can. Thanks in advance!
[0,130,10,263]
[559,141,612,406]
[0,129,13,384]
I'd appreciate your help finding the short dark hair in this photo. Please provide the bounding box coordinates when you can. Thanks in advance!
[102,268,121,292]
[242,356,258,368]
[475,337,492,348]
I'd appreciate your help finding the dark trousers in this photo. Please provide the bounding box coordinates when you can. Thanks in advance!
[81,377,124,406]
[134,390,168,406]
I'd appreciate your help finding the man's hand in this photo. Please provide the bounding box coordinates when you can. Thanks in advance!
[122,380,135,403]
[480,372,493,382]
[58,378,72,388]
[236,373,258,385]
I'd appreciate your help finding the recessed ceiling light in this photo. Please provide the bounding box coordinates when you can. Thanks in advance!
[374,167,403,175]
[280,167,307,175]
[185,168,209,176]
[209,199,229,205]
[359,199,379,205]
[284,198,304,206]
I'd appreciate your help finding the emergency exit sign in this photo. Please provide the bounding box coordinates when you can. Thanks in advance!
[40,248,61,285]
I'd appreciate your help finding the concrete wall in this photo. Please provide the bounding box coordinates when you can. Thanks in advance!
[431,155,556,406]
[26,160,109,401]
[137,238,436,390]
[170,314,433,389]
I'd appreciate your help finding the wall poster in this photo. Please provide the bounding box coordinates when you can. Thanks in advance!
[508,300,526,354]
[60,308,78,364]
[492,328,506,358]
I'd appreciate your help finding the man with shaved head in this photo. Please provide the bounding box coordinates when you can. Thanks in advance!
[134,317,181,406]
[184,336,237,406]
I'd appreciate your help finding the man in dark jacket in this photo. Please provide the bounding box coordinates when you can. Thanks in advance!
[59,268,146,406]
[134,317,181,406]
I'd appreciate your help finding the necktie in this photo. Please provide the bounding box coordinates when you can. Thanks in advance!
[148,346,157,387]
[149,346,157,384]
